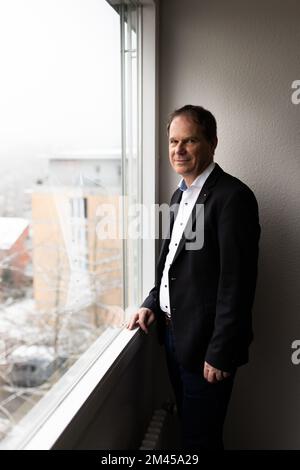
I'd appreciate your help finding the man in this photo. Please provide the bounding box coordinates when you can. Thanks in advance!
[127,105,260,450]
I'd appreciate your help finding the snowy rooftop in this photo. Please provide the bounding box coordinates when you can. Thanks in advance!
[0,217,29,251]
[7,345,55,363]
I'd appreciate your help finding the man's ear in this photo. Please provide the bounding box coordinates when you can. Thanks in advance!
[211,136,218,153]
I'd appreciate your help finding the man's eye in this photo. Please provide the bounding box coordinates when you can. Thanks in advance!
[187,138,197,144]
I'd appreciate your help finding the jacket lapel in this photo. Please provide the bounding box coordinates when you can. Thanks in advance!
[171,163,223,264]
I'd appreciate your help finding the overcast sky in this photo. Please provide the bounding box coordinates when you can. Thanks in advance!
[0,0,121,161]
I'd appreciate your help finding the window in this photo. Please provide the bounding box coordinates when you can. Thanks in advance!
[0,0,145,447]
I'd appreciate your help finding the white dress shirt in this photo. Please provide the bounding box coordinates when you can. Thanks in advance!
[159,162,215,317]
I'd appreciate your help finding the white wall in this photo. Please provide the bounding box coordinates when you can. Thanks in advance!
[159,0,300,449]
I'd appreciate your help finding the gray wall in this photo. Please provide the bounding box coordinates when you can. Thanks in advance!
[159,0,300,449]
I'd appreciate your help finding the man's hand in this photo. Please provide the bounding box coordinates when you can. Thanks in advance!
[126,307,155,334]
[203,361,231,383]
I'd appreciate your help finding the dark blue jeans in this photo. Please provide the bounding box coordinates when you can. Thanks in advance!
[164,323,235,450]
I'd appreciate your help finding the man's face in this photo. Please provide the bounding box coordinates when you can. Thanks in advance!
[168,114,217,186]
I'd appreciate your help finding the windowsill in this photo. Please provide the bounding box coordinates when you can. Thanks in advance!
[1,326,143,450]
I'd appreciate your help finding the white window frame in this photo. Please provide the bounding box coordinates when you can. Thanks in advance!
[0,0,158,450]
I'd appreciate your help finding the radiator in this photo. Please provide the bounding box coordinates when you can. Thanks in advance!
[139,408,168,450]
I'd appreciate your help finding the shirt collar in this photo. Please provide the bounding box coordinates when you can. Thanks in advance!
[178,161,215,192]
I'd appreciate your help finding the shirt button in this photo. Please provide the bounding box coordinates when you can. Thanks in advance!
[165,285,167,288]
[175,243,178,246]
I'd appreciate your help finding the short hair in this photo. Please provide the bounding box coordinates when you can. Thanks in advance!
[167,104,217,143]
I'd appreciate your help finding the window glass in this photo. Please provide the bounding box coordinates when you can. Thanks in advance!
[0,0,141,445]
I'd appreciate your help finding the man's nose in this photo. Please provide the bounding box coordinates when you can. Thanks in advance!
[176,142,186,154]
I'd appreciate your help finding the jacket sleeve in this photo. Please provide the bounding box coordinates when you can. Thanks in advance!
[141,286,160,317]
[204,187,261,371]
[140,189,180,319]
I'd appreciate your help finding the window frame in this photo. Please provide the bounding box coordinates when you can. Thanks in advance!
[0,0,158,450]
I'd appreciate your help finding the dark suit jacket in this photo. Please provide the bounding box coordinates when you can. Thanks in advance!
[142,163,260,372]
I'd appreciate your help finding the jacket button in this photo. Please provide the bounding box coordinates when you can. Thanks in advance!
[171,277,176,281]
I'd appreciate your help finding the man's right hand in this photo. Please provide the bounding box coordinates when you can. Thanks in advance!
[126,307,155,334]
